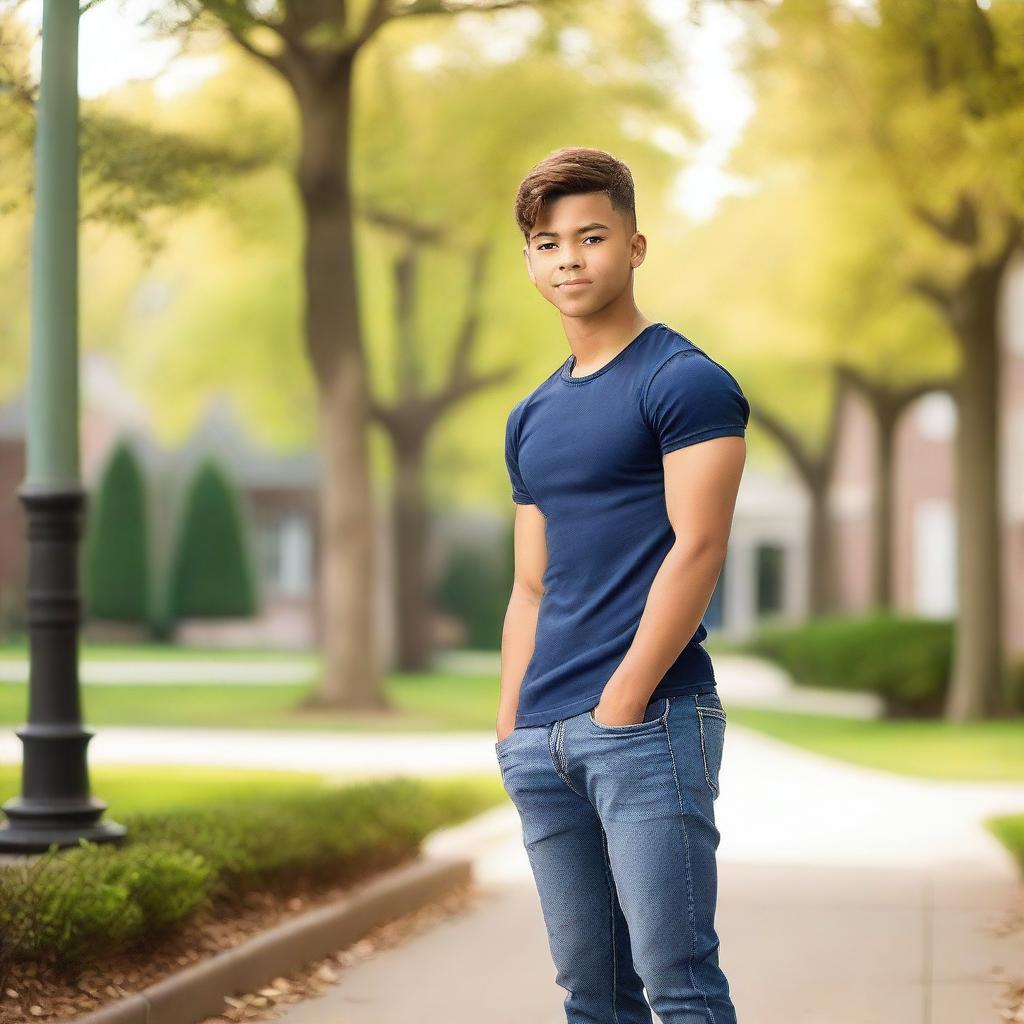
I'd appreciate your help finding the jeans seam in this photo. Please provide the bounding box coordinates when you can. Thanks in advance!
[666,705,718,1024]
[695,711,721,799]
[600,825,621,1024]
[549,720,588,799]
[697,707,727,722]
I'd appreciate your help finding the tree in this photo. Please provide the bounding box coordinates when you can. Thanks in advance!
[353,20,685,669]
[736,0,1024,719]
[166,458,260,619]
[84,22,686,677]
[82,439,151,622]
[141,0,690,708]
[643,74,967,624]
[835,366,953,610]
[0,8,273,257]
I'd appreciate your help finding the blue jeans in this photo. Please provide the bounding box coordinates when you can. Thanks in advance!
[495,691,736,1024]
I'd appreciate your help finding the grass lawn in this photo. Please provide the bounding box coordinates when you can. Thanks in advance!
[0,762,506,815]
[988,813,1024,873]
[726,706,1024,782]
[0,764,335,814]
[0,673,502,733]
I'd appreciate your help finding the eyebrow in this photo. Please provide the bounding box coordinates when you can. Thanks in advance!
[529,222,610,242]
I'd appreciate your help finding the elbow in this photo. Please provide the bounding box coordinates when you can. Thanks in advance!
[511,578,545,607]
[672,532,730,564]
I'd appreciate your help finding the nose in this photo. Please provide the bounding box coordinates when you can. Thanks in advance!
[559,249,583,272]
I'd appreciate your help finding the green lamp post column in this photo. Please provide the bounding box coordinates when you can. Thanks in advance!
[0,0,125,851]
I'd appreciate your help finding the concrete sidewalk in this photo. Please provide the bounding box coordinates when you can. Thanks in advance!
[0,657,317,685]
[263,727,1024,1023]
[270,845,1023,1023]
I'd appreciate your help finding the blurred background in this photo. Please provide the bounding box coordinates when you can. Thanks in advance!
[1,0,1021,717]
[1,1,1023,1019]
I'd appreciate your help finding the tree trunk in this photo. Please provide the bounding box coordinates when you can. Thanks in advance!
[945,268,1007,720]
[871,404,898,610]
[293,61,387,710]
[807,471,837,617]
[391,440,433,671]
[748,389,845,620]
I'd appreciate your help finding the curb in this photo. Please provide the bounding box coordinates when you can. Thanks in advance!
[73,854,473,1024]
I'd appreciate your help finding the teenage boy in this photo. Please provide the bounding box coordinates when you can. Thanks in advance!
[495,146,747,1024]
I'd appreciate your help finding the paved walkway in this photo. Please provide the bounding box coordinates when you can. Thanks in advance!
[0,658,317,685]
[266,725,1024,1023]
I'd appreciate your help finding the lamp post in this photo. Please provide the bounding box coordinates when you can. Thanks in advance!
[0,0,125,852]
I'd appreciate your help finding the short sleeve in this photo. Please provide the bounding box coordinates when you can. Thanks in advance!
[504,402,535,505]
[642,351,750,455]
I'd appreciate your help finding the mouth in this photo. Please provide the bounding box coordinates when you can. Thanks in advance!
[558,280,592,288]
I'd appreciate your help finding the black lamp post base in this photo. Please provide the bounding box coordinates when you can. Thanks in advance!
[0,798,127,853]
[0,486,128,853]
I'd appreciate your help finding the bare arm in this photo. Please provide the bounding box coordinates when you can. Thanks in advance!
[592,435,746,727]
[496,502,547,740]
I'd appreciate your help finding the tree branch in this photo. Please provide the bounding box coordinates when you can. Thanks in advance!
[358,201,447,245]
[345,0,393,54]
[909,193,978,247]
[443,241,491,389]
[396,0,539,16]
[908,273,953,313]
[219,19,289,76]
[747,403,819,485]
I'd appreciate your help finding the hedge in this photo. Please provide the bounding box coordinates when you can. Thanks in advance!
[0,776,497,981]
[82,440,151,623]
[166,458,260,619]
[741,613,956,716]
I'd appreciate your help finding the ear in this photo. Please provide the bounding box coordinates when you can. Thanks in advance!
[523,244,536,285]
[630,232,647,269]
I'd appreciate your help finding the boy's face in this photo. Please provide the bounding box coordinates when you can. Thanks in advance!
[523,191,645,318]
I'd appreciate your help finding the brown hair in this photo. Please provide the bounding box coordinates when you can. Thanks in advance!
[514,146,636,243]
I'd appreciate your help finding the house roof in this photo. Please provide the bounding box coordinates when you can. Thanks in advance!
[0,354,321,491]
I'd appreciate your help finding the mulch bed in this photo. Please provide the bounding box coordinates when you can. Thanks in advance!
[0,864,482,1024]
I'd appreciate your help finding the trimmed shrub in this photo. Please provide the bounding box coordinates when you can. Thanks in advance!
[0,777,497,979]
[435,521,514,650]
[82,440,151,622]
[0,840,212,969]
[166,458,260,618]
[742,613,954,717]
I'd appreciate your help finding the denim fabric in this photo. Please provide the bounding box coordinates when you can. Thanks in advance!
[495,691,736,1024]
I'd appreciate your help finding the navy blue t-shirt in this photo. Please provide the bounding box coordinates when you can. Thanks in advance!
[504,321,750,728]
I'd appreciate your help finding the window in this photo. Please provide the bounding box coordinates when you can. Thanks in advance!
[755,543,785,616]
[256,514,312,597]
[914,500,956,616]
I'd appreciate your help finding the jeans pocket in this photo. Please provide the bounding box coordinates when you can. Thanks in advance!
[695,703,726,799]
[587,696,669,733]
[495,728,519,753]
[694,691,727,720]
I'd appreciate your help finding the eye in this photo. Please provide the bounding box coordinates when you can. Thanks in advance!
[536,235,604,251]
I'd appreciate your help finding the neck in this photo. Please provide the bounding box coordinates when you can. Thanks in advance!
[562,301,653,376]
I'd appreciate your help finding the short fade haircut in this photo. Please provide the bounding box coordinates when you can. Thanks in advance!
[514,146,637,244]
